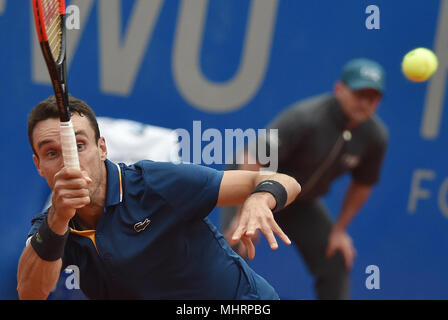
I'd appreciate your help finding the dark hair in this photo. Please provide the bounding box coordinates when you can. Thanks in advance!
[28,95,101,155]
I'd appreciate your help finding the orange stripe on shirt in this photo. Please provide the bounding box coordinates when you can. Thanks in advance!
[70,228,98,254]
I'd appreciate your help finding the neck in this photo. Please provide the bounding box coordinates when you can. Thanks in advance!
[334,97,363,130]
[74,163,107,230]
[75,204,104,230]
[346,119,360,130]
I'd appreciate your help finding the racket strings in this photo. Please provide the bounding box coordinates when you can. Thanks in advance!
[42,0,58,25]
[41,0,62,60]
[47,17,62,59]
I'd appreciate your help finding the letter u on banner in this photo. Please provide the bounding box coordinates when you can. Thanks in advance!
[173,0,279,112]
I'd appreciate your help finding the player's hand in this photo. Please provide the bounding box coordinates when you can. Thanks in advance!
[224,214,260,259]
[231,192,291,259]
[50,167,92,233]
[325,228,356,270]
[235,232,261,259]
[223,208,258,260]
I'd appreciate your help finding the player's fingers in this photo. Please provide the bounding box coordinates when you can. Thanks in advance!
[233,209,250,237]
[241,236,255,260]
[235,242,248,259]
[269,219,291,246]
[231,226,246,242]
[81,171,92,184]
[58,188,90,200]
[245,220,259,237]
[343,248,354,270]
[349,245,357,268]
[55,167,84,180]
[53,187,89,202]
[343,238,356,269]
[337,242,355,270]
[260,224,278,250]
[60,196,90,209]
[73,196,91,209]
[53,177,89,192]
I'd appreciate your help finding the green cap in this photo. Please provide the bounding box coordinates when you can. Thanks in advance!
[340,58,386,94]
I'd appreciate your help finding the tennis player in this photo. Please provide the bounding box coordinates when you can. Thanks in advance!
[17,95,301,300]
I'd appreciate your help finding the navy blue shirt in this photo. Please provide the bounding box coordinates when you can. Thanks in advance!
[28,160,278,300]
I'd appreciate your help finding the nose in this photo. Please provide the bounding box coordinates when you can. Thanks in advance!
[359,95,373,107]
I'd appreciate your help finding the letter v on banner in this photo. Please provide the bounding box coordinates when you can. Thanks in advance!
[99,0,164,95]
[173,0,279,112]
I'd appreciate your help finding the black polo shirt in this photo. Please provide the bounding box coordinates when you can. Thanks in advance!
[264,93,388,202]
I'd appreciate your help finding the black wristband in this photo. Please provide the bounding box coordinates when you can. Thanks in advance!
[30,215,69,261]
[250,180,288,213]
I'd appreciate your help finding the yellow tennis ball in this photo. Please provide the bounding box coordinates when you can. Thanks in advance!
[402,48,438,82]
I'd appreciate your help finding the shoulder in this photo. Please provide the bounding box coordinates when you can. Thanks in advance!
[284,93,333,116]
[268,93,332,129]
[124,161,224,214]
[128,160,221,177]
[364,115,389,147]
[123,160,223,192]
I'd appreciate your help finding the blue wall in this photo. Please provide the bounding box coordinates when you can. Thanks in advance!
[1,0,447,299]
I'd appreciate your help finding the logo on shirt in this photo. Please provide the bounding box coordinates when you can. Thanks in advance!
[134,218,151,233]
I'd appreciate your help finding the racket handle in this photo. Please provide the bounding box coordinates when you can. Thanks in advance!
[60,121,80,169]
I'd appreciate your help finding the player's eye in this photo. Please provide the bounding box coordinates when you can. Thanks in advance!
[46,150,57,158]
[77,143,85,151]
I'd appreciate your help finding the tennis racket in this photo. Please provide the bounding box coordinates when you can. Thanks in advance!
[32,0,80,169]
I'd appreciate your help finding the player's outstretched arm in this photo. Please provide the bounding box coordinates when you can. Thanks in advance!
[217,170,301,259]
[217,170,300,207]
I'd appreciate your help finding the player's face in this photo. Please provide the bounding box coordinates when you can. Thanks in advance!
[32,114,107,200]
[335,82,382,124]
